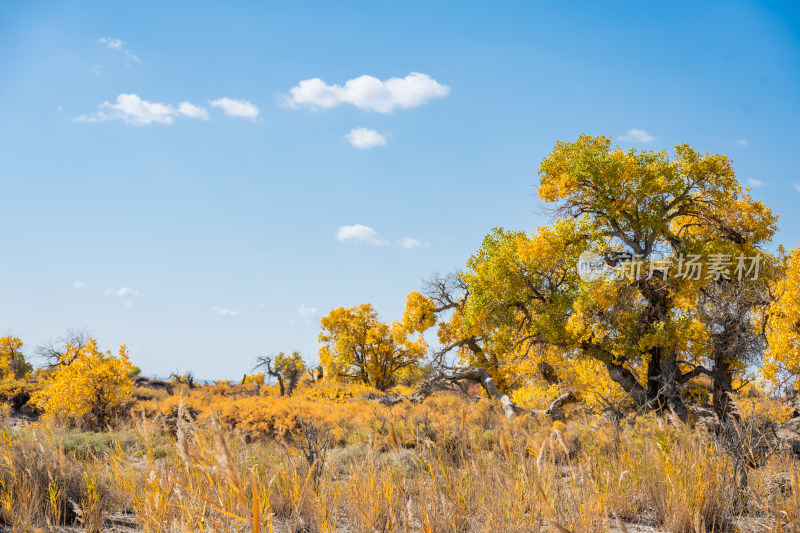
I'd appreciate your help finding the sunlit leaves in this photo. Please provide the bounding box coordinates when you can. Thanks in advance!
[451,135,785,409]
[763,245,800,387]
[318,303,426,390]
[0,336,30,379]
[31,338,135,429]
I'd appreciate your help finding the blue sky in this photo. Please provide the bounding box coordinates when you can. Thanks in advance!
[1,1,798,379]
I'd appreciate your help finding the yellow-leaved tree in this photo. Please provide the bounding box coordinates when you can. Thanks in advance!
[407,136,779,421]
[0,336,32,379]
[319,302,427,390]
[32,338,135,429]
[763,245,800,388]
[273,351,307,395]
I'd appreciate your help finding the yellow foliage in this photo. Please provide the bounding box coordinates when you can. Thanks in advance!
[301,380,378,402]
[508,346,625,411]
[31,338,135,429]
[243,373,265,386]
[400,291,437,334]
[763,244,800,387]
[319,303,426,390]
[0,336,30,379]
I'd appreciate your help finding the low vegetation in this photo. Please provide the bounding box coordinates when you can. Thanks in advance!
[1,380,800,532]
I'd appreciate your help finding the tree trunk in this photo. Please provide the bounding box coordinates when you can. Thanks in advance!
[646,348,662,406]
[604,360,648,408]
[660,352,689,422]
[712,357,739,423]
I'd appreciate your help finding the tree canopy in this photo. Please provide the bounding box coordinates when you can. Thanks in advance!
[402,135,786,420]
[318,302,427,391]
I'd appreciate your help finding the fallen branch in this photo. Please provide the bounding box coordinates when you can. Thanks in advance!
[367,365,578,420]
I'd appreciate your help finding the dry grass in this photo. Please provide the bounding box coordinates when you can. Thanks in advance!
[2,387,800,531]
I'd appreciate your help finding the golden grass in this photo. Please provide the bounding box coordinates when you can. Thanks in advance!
[2,387,800,531]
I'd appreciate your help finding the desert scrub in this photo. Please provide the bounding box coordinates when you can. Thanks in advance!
[0,428,124,531]
[10,386,800,532]
[0,379,41,414]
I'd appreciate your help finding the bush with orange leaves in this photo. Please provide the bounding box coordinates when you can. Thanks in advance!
[143,380,386,445]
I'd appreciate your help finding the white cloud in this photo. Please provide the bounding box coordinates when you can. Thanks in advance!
[212,306,239,317]
[747,179,763,187]
[257,303,267,309]
[794,182,800,193]
[736,138,748,147]
[96,37,141,63]
[178,101,209,120]
[210,98,260,119]
[299,305,317,320]
[335,224,389,246]
[76,94,209,125]
[292,305,318,326]
[345,127,387,149]
[97,37,124,50]
[105,286,143,297]
[619,128,655,143]
[124,301,133,307]
[286,72,450,113]
[73,281,87,289]
[401,237,429,249]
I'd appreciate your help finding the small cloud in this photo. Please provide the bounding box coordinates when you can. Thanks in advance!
[210,98,260,119]
[400,237,429,249]
[794,182,800,193]
[292,305,318,326]
[285,72,450,113]
[105,286,142,297]
[76,93,208,125]
[96,37,141,63]
[212,306,239,317]
[177,102,209,120]
[747,179,763,187]
[256,303,267,309]
[619,128,655,143]
[73,281,87,289]
[298,305,317,319]
[124,301,133,307]
[345,127,387,149]
[736,138,747,147]
[299,305,317,322]
[97,37,125,50]
[57,105,62,112]
[335,224,389,246]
